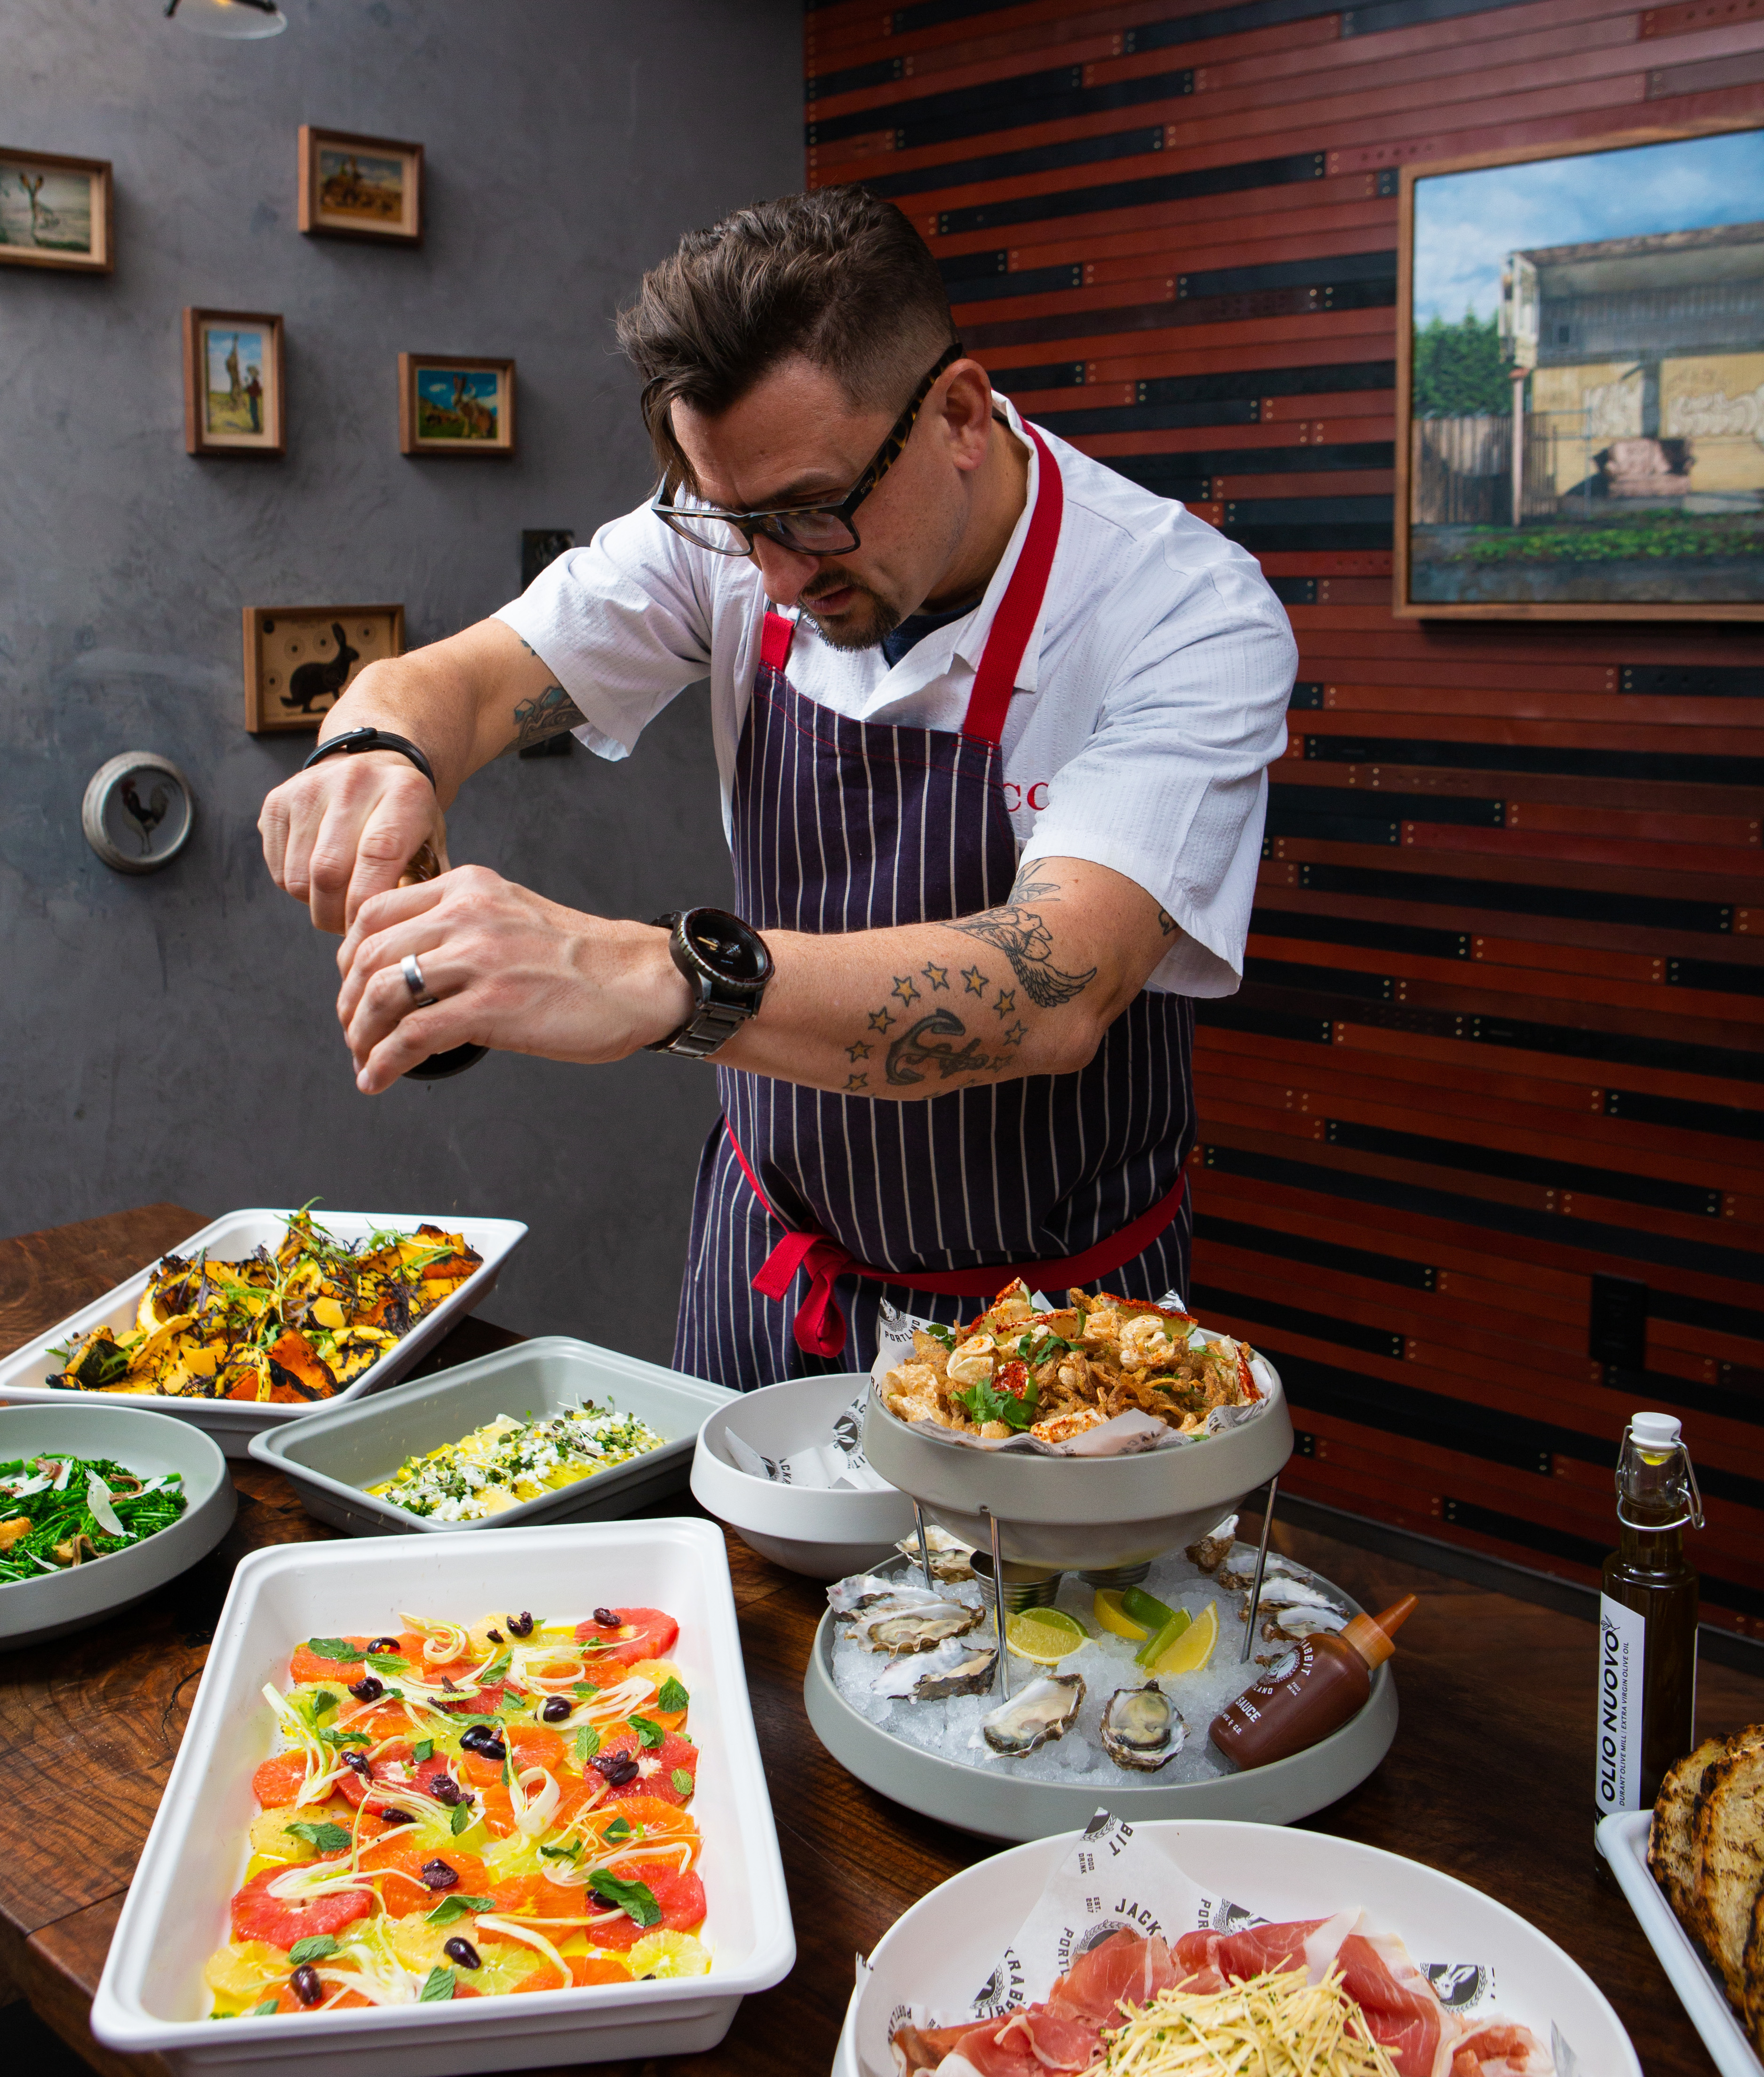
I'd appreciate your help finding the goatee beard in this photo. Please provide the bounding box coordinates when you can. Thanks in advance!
[798,577,902,653]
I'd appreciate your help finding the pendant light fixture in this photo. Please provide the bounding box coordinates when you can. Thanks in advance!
[164,0,288,37]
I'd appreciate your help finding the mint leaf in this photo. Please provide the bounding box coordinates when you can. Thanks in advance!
[671,1768,694,1797]
[573,1681,600,1698]
[629,1714,664,1749]
[424,1894,492,1925]
[285,1821,352,1852]
[317,1727,370,1748]
[601,1815,632,1844]
[310,1690,337,1719]
[412,1739,434,1762]
[303,1638,361,1662]
[366,1654,408,1674]
[575,1725,601,1764]
[539,1841,580,1862]
[419,1966,455,2002]
[477,1652,511,1686]
[448,1802,473,1836]
[655,1677,688,1712]
[589,1870,661,1927]
[287,1935,338,1964]
[249,1997,281,2017]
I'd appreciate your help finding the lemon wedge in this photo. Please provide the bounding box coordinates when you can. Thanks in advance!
[1148,1599,1219,1675]
[626,1930,711,1978]
[1005,1607,1087,1664]
[1092,1589,1150,1643]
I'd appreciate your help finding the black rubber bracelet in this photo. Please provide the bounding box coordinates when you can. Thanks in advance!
[302,727,436,790]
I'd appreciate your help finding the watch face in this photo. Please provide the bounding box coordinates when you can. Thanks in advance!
[684,911,771,985]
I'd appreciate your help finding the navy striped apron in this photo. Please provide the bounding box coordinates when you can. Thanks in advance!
[673,428,1195,1391]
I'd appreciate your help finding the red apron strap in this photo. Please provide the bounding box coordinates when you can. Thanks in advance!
[727,1121,1188,1361]
[961,423,1063,748]
[759,608,796,674]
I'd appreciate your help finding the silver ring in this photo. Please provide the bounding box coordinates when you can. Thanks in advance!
[400,953,438,1008]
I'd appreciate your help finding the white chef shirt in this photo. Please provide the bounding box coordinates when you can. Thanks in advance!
[495,395,1296,997]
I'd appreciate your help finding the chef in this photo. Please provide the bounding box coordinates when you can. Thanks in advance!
[258,187,1296,1392]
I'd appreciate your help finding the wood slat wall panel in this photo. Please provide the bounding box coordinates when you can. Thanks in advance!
[800,0,1764,1631]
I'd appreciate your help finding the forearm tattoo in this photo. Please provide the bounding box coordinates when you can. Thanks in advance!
[947,863,1098,1010]
[512,683,587,747]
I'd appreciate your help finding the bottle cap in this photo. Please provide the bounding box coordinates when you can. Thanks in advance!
[1341,1594,1417,1670]
[1631,1412,1681,1448]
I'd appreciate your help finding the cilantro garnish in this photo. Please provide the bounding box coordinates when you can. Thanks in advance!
[952,1374,1038,1430]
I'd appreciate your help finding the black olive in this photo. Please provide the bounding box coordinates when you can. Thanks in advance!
[508,1611,535,1638]
[592,1751,639,1786]
[348,1675,383,1702]
[428,1772,462,1805]
[540,1696,569,1724]
[420,1858,461,1890]
[486,1628,502,1644]
[443,1937,483,1970]
[290,1964,323,2006]
[375,1804,415,1826]
[593,1606,620,1629]
[343,1750,370,1777]
[460,1725,506,1761]
[367,1636,399,1653]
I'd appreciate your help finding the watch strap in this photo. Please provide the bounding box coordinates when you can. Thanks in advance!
[645,907,772,1060]
[303,727,436,790]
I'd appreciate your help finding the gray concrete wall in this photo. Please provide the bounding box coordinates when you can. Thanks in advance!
[0,0,799,1365]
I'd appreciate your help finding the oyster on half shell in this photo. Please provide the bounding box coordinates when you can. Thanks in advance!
[873,1641,999,1702]
[855,1596,987,1654]
[828,1573,932,1616]
[895,1524,976,1582]
[982,1673,1086,1755]
[1100,1681,1186,1772]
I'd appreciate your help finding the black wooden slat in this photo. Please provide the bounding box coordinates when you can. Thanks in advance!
[1251,907,1472,960]
[1181,249,1396,298]
[950,262,1086,302]
[1667,958,1764,998]
[1269,577,1317,603]
[1264,814,1402,846]
[1038,397,1264,431]
[1645,1287,1764,1342]
[988,361,1088,393]
[1196,999,1335,1044]
[1115,440,1396,478]
[1194,1212,1438,1289]
[965,274,1397,350]
[935,150,1325,237]
[1269,787,1504,826]
[1438,1500,1764,1615]
[1246,955,1397,997]
[1302,737,1764,787]
[1142,360,1397,404]
[1190,1281,1406,1358]
[858,126,1168,203]
[1604,1088,1764,1142]
[809,67,1194,153]
[1226,522,1397,549]
[1620,665,1764,699]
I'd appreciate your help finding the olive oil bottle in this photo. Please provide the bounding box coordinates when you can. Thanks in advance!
[1595,1412,1703,1827]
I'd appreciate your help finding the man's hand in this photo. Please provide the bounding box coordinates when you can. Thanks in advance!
[260,751,440,935]
[334,866,692,1092]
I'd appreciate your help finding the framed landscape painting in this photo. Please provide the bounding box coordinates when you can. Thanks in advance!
[183,308,285,457]
[0,148,112,272]
[1396,120,1764,621]
[398,353,515,458]
[298,125,422,244]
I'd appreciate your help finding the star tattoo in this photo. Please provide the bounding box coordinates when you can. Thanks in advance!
[992,989,1016,1018]
[961,965,988,996]
[891,975,922,1007]
[1004,1021,1028,1046]
[845,1072,870,1092]
[921,963,950,992]
[846,1041,872,1062]
[868,1007,895,1033]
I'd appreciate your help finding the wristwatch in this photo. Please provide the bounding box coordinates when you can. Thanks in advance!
[302,727,436,789]
[646,908,774,1060]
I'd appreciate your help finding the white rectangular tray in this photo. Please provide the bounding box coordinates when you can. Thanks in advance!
[0,1209,527,1458]
[90,1518,795,2077]
[248,1336,736,1535]
[1597,1809,1763,2077]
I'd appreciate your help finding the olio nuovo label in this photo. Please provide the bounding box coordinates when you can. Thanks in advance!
[1596,1594,1646,1816]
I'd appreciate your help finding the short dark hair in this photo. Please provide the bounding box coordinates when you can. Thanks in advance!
[617,186,957,488]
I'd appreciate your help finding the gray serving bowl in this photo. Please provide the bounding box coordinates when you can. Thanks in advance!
[247,1334,737,1535]
[0,1402,235,1649]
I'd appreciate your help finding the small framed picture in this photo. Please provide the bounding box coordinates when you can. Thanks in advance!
[243,604,404,734]
[298,126,423,244]
[0,148,112,272]
[184,308,285,458]
[399,353,516,458]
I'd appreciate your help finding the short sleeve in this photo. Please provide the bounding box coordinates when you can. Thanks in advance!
[495,502,719,762]
[1020,550,1295,997]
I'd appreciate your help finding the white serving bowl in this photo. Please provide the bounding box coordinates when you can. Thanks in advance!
[0,1208,527,1457]
[0,1402,235,1649]
[848,1819,1638,2077]
[691,1372,915,1579]
[90,1518,795,2077]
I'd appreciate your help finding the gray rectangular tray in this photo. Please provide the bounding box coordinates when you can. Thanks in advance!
[246,1335,737,1536]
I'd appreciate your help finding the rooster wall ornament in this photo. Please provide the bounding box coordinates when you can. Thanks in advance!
[82,754,194,875]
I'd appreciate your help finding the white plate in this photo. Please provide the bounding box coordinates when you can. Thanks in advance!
[90,1518,796,2077]
[1598,1809,1762,2077]
[691,1373,914,1580]
[0,1209,527,1457]
[0,1403,235,1649]
[849,1820,1637,2077]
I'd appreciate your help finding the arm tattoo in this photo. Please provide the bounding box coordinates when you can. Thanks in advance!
[1157,907,1178,936]
[512,683,586,748]
[950,904,1097,1009]
[885,1008,1014,1087]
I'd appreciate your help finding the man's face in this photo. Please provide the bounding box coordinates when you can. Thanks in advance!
[670,354,987,651]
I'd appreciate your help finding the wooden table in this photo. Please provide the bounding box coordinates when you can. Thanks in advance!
[2,1206,1759,2077]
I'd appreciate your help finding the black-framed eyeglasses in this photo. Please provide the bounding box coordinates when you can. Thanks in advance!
[651,341,965,559]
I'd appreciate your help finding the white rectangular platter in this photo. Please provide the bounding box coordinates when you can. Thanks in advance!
[90,1518,796,2077]
[0,1209,527,1458]
[1598,1809,1763,2077]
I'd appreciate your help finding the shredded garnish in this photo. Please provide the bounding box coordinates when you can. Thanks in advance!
[1098,1965,1403,2076]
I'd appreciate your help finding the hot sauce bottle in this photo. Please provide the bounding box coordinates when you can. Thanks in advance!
[1209,1595,1416,1770]
[1595,1412,1703,1827]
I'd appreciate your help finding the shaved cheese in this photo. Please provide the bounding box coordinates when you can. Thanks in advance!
[1097,1964,1401,2077]
[86,1471,126,1539]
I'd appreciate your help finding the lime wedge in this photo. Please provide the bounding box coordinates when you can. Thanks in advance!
[1005,1607,1087,1664]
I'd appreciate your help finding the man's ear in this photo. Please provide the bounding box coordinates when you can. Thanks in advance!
[939,360,997,472]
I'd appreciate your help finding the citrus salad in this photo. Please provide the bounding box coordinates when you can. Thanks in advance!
[207,1606,707,2017]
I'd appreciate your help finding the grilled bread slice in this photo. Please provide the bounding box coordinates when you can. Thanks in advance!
[1651,1737,1729,1919]
[1687,1736,1764,2008]
[1744,1882,1764,2056]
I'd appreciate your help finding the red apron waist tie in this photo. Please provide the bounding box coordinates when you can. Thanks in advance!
[723,1122,1189,1360]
